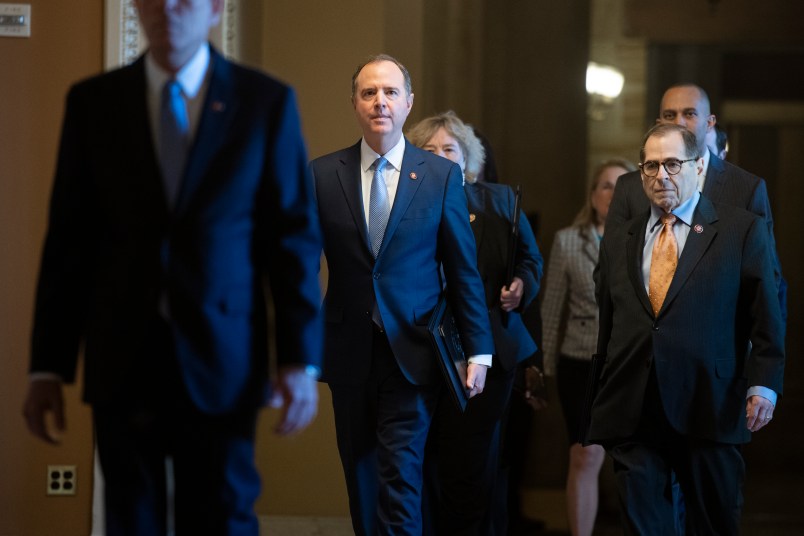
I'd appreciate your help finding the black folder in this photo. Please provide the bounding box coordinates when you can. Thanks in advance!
[428,293,470,412]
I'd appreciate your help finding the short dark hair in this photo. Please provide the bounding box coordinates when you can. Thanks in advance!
[351,54,412,99]
[640,123,698,163]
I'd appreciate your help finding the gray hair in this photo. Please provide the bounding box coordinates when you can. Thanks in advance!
[406,111,486,183]
[640,123,699,163]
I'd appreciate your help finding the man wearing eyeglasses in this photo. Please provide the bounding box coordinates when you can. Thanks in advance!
[607,84,786,320]
[586,123,785,535]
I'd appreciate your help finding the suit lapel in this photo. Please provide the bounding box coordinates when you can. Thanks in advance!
[377,141,424,257]
[335,142,371,252]
[174,48,238,215]
[125,58,168,216]
[581,226,599,266]
[625,212,654,317]
[659,196,718,315]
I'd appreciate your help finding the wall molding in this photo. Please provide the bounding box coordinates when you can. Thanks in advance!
[104,0,239,70]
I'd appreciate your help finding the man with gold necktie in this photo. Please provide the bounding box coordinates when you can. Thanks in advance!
[587,123,785,535]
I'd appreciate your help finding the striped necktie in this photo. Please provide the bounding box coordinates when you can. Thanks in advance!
[368,156,390,257]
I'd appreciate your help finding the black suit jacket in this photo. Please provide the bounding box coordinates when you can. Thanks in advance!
[608,151,786,316]
[30,48,323,414]
[311,140,494,386]
[465,182,542,370]
[589,196,785,445]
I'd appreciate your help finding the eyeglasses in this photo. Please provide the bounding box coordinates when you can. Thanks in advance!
[638,158,698,177]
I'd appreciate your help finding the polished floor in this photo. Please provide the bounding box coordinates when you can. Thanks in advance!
[260,391,804,535]
[260,471,804,536]
[260,456,804,535]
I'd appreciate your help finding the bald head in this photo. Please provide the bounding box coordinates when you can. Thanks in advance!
[658,84,715,157]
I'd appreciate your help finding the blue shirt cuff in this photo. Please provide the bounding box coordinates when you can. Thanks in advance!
[747,386,777,406]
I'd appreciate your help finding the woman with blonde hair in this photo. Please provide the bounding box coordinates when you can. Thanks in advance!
[408,111,544,534]
[540,158,636,536]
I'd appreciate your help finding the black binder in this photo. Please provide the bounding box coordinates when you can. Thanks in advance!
[427,293,470,412]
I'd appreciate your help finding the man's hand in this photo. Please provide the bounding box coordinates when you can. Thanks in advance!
[466,363,488,398]
[523,365,548,411]
[269,366,319,436]
[500,277,524,312]
[23,379,65,445]
[746,395,774,432]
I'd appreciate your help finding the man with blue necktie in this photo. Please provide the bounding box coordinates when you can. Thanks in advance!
[310,54,494,535]
[22,1,323,534]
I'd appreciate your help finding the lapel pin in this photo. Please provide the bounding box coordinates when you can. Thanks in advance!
[409,172,417,180]
[469,214,476,223]
[694,224,703,234]
[211,101,226,112]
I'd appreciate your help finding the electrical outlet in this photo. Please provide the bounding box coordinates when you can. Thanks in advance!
[47,465,76,496]
[0,4,31,38]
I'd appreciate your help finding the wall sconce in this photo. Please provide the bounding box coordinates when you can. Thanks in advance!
[586,62,624,120]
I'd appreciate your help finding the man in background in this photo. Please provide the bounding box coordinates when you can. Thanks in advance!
[23,1,323,534]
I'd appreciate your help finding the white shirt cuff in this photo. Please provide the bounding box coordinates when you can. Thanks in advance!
[467,354,492,367]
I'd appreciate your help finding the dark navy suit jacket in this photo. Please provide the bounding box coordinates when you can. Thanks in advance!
[465,181,542,370]
[589,196,785,445]
[311,140,494,386]
[30,48,323,414]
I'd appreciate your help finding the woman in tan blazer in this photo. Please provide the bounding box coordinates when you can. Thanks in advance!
[541,158,635,536]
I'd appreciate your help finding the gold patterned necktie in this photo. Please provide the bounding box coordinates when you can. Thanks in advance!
[649,213,678,315]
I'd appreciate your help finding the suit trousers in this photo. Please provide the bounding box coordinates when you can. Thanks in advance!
[425,363,516,535]
[606,368,745,536]
[93,317,261,536]
[329,327,439,536]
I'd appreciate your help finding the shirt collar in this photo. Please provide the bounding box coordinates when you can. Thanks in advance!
[360,136,406,173]
[649,190,701,231]
[145,43,210,98]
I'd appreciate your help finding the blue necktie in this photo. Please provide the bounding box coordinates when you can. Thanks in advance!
[159,80,189,208]
[368,157,390,258]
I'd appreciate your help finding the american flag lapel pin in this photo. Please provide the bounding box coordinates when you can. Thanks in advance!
[694,224,703,234]
[409,172,417,180]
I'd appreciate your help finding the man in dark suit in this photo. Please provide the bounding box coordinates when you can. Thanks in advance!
[310,55,494,535]
[589,124,785,534]
[607,84,786,316]
[22,1,323,534]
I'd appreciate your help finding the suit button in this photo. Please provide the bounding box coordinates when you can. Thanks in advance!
[652,324,659,331]
[373,273,380,280]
